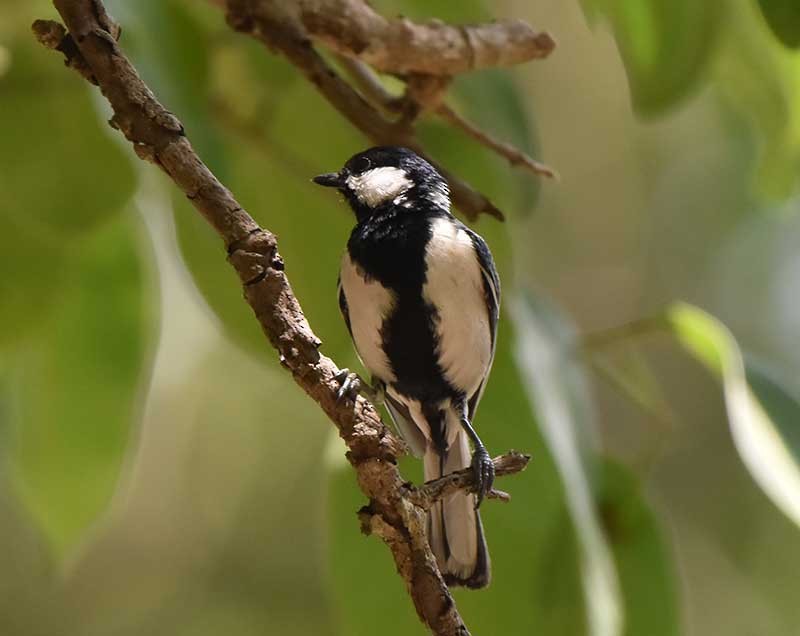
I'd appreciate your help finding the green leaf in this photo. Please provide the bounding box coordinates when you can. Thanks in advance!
[0,215,70,346]
[667,303,800,528]
[9,214,154,556]
[0,477,64,636]
[104,0,224,168]
[598,460,679,636]
[756,0,800,48]
[582,0,725,115]
[511,292,623,636]
[535,504,589,636]
[0,36,136,235]
[714,1,800,199]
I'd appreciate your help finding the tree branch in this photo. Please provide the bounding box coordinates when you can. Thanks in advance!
[297,0,556,75]
[33,3,530,634]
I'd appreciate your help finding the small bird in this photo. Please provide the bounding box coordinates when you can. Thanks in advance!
[314,146,500,588]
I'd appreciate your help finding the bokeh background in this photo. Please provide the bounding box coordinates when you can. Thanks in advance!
[2,0,800,634]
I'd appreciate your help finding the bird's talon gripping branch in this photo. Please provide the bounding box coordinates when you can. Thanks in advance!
[334,368,362,403]
[471,446,495,508]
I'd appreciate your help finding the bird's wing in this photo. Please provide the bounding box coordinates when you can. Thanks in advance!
[383,392,427,458]
[462,226,501,421]
[337,274,353,338]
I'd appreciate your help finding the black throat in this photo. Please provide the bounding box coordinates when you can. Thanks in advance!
[347,203,446,290]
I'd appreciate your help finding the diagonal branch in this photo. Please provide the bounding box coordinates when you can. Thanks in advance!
[32,3,529,635]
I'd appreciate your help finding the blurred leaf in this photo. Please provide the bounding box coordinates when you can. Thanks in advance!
[535,504,589,636]
[582,0,726,115]
[0,478,65,636]
[0,35,135,235]
[10,214,154,556]
[598,460,679,636]
[511,292,623,636]
[104,0,224,168]
[667,303,800,528]
[756,0,800,48]
[715,1,800,199]
[0,215,70,346]
[589,349,675,431]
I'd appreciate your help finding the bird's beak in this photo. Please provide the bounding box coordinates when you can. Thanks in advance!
[313,172,344,188]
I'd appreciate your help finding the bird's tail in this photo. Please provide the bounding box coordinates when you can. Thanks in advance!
[424,428,491,588]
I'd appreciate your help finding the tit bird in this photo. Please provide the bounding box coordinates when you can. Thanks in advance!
[314,147,500,588]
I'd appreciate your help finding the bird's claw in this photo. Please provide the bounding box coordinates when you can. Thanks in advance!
[471,446,495,508]
[335,368,362,403]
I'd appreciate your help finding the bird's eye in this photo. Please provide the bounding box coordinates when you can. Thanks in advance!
[352,156,371,173]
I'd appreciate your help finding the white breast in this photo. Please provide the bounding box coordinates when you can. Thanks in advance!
[423,218,492,396]
[340,253,397,383]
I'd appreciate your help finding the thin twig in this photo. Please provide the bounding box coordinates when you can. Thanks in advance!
[437,104,557,178]
[411,451,531,510]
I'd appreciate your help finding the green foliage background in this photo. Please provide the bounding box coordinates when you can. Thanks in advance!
[1,0,800,634]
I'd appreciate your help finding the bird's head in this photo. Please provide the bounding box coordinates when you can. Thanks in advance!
[313,146,450,220]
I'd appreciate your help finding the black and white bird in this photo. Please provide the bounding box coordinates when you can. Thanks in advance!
[314,146,500,588]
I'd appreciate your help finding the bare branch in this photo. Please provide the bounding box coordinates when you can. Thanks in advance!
[297,0,556,75]
[34,2,530,634]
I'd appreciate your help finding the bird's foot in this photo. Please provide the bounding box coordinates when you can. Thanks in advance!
[470,445,495,508]
[334,368,363,403]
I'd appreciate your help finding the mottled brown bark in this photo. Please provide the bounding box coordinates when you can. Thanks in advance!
[294,0,555,75]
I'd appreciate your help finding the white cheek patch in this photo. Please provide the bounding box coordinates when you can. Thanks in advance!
[346,166,414,207]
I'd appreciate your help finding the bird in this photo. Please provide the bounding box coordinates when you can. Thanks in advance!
[313,146,500,589]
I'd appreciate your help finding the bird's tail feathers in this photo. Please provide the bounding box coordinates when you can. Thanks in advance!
[424,429,490,589]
